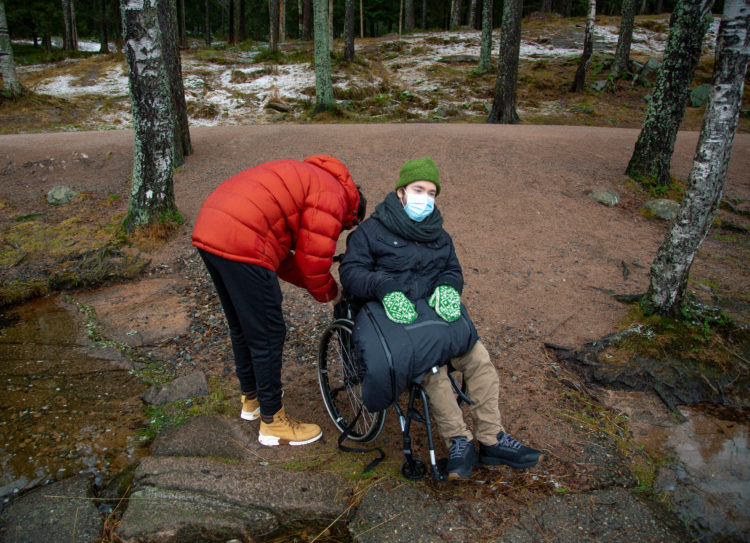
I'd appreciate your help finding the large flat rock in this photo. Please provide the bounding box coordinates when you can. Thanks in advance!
[0,475,102,543]
[116,456,350,543]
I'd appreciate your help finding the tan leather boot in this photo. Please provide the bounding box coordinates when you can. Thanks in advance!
[258,406,322,446]
[240,394,260,421]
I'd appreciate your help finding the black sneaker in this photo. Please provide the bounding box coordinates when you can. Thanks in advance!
[479,432,541,469]
[446,436,478,479]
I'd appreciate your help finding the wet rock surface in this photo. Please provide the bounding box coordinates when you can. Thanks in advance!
[0,475,103,543]
[499,487,690,542]
[115,455,351,542]
[141,371,209,405]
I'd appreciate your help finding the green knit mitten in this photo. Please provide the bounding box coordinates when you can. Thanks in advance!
[428,285,461,322]
[382,291,418,324]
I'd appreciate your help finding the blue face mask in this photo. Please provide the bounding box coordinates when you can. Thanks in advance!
[402,192,435,222]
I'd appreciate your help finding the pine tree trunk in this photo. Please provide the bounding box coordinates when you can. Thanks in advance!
[62,0,78,51]
[571,0,596,92]
[122,0,178,232]
[422,0,427,29]
[328,0,333,49]
[313,0,334,112]
[204,0,211,45]
[610,0,637,79]
[269,0,279,51]
[280,0,286,40]
[488,0,521,123]
[450,0,461,29]
[99,0,110,53]
[467,0,477,27]
[178,0,186,46]
[303,0,312,39]
[157,0,192,166]
[228,0,235,44]
[626,0,714,186]
[0,0,23,97]
[646,0,749,316]
[405,0,415,32]
[344,0,355,59]
[477,0,492,73]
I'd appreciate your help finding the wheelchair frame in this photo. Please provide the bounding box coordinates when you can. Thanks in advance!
[317,300,469,481]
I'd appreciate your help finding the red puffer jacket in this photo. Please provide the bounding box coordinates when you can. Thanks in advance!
[192,155,359,302]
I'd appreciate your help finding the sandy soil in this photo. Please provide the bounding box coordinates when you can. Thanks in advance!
[1,124,749,507]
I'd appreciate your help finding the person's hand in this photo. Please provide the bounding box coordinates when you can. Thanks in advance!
[328,281,344,309]
[428,285,461,322]
[382,291,418,324]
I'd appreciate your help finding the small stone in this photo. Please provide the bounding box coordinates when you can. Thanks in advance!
[689,84,711,107]
[47,185,77,205]
[643,199,681,221]
[588,189,619,207]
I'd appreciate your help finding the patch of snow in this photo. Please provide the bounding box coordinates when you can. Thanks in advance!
[34,68,129,97]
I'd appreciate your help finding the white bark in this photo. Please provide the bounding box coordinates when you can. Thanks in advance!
[122,0,178,230]
[647,0,750,314]
[0,0,23,97]
[572,0,596,92]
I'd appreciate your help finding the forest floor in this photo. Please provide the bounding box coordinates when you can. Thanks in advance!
[2,13,748,134]
[1,123,749,540]
[1,14,750,541]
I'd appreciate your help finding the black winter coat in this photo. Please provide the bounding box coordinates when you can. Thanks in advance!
[339,216,464,303]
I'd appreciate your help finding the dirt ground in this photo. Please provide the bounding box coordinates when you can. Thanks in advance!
[1,124,749,522]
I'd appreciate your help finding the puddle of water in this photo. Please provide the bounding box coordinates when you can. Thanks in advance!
[0,295,149,503]
[645,406,749,539]
[604,390,749,540]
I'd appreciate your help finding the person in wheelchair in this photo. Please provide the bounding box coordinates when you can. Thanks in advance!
[192,155,365,447]
[339,157,541,479]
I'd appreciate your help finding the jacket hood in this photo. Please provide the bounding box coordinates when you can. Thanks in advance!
[304,154,360,226]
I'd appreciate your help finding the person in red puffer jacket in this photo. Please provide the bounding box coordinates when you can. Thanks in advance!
[192,154,365,447]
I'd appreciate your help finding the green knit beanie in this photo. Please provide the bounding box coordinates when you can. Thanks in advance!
[396,157,441,195]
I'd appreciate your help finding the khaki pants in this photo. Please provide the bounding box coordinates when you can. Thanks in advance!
[421,341,503,447]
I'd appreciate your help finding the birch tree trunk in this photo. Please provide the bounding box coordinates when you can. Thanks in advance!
[477,0,492,73]
[626,0,714,186]
[571,0,596,92]
[610,0,637,80]
[646,0,750,316]
[122,0,178,232]
[157,0,192,166]
[344,0,355,60]
[314,0,334,112]
[0,0,23,97]
[62,0,78,51]
[487,0,521,123]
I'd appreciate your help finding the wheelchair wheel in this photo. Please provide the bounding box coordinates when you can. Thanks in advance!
[318,319,386,443]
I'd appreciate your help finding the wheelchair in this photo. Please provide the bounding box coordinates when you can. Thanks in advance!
[317,298,469,481]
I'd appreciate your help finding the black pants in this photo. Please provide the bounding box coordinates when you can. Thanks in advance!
[198,249,285,417]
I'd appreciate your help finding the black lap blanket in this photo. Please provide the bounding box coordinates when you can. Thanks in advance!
[353,298,478,412]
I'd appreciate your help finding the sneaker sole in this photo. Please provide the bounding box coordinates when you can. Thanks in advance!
[240,409,260,421]
[479,455,540,469]
[258,431,322,447]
